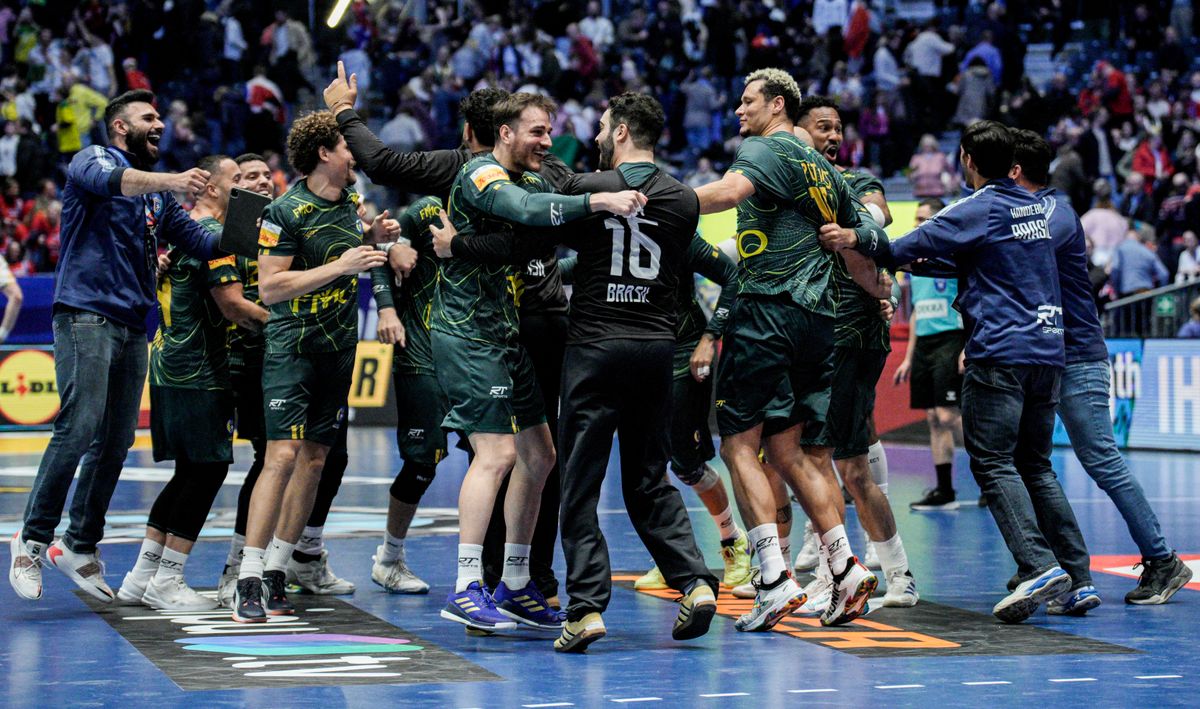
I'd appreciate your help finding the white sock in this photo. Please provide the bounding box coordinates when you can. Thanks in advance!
[456,543,484,593]
[868,441,889,496]
[820,524,853,573]
[264,536,295,573]
[712,506,738,542]
[239,546,265,580]
[226,533,245,568]
[154,546,188,580]
[501,543,532,589]
[296,526,324,555]
[747,524,785,584]
[817,543,831,582]
[379,532,405,563]
[130,538,164,580]
[874,532,909,577]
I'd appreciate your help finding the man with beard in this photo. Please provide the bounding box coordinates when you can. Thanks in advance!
[116,155,241,611]
[10,90,224,603]
[231,111,406,622]
[213,154,358,606]
[791,96,919,612]
[436,92,719,652]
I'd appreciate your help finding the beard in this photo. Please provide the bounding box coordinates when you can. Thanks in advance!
[126,125,158,165]
[598,134,615,170]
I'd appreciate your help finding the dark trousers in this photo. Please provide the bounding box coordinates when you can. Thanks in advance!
[483,312,567,598]
[559,338,717,621]
[23,310,147,552]
[235,421,349,537]
[962,363,1091,586]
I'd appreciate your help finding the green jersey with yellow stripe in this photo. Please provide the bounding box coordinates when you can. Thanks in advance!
[831,169,890,350]
[727,131,860,317]
[258,179,364,354]
[151,216,230,389]
[207,253,264,362]
[371,196,443,374]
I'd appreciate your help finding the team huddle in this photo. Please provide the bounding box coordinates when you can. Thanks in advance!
[9,60,1190,654]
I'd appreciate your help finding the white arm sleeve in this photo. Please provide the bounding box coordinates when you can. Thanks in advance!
[716,237,740,264]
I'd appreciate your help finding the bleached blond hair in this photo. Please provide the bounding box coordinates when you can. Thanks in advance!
[744,68,803,121]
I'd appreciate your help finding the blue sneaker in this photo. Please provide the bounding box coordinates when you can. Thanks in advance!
[492,580,566,631]
[992,566,1072,624]
[441,582,518,632]
[1047,585,1102,616]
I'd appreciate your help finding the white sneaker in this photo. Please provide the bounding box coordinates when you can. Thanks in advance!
[116,571,151,605]
[882,569,919,608]
[287,550,355,595]
[371,546,430,594]
[730,568,759,599]
[9,533,45,601]
[734,573,805,631]
[821,557,877,626]
[142,575,219,611]
[794,575,832,616]
[863,539,881,570]
[217,565,239,609]
[793,521,819,573]
[47,540,114,602]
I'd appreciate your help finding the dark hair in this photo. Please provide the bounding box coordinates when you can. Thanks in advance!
[797,95,839,124]
[960,120,1014,180]
[492,92,557,141]
[460,87,510,148]
[234,152,267,165]
[1010,128,1053,187]
[607,92,665,150]
[917,197,946,212]
[103,89,157,130]
[286,111,342,175]
[196,154,231,176]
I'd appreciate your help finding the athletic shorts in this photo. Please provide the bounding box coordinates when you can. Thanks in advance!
[150,386,234,463]
[823,347,888,460]
[430,331,545,436]
[394,371,449,465]
[716,294,834,438]
[670,345,716,475]
[231,351,265,442]
[261,348,354,446]
[911,329,966,410]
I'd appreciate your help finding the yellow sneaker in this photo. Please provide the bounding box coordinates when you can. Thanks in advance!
[672,582,717,640]
[554,612,606,653]
[720,529,753,587]
[634,565,668,590]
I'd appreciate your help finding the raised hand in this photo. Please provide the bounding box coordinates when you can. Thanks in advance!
[323,60,359,114]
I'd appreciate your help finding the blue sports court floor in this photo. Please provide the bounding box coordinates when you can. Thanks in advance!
[0,429,1196,707]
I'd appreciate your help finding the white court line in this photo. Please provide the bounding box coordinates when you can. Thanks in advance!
[876,684,925,689]
[700,693,749,698]
[611,699,662,704]
[1135,675,1182,680]
[1049,678,1097,683]
[788,689,838,694]
[523,703,575,708]
[963,681,1012,686]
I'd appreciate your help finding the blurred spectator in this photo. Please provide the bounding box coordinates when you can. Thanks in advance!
[961,30,1002,86]
[813,0,848,38]
[122,57,151,92]
[1078,108,1118,189]
[872,32,901,93]
[0,121,16,178]
[1176,297,1200,338]
[684,157,719,190]
[1110,225,1170,297]
[579,2,614,54]
[837,124,864,168]
[163,117,208,173]
[1081,180,1129,265]
[1132,130,1174,186]
[1176,231,1200,284]
[859,91,890,173]
[261,9,314,103]
[219,1,247,83]
[378,107,426,155]
[952,58,995,128]
[1050,127,1091,214]
[74,23,115,98]
[908,134,955,199]
[1119,172,1157,223]
[681,68,718,165]
[827,62,863,113]
[1095,61,1134,123]
[245,66,285,155]
[1085,237,1110,306]
[843,1,871,72]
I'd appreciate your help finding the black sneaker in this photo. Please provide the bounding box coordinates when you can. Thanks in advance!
[263,569,296,615]
[910,488,957,511]
[232,577,267,623]
[1125,553,1194,605]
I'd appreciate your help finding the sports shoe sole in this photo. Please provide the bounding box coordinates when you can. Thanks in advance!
[9,534,41,601]
[496,606,563,632]
[672,598,716,640]
[822,574,878,626]
[993,572,1072,623]
[48,548,114,603]
[231,610,268,623]
[737,590,807,632]
[1048,594,1102,616]
[440,608,518,632]
[1126,564,1194,605]
[909,502,959,512]
[116,586,148,605]
[372,576,431,594]
[555,623,607,653]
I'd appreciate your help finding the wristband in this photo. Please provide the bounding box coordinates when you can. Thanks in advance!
[374,238,412,253]
[0,325,8,341]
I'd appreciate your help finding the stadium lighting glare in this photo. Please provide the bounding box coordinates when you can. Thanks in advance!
[326,0,353,28]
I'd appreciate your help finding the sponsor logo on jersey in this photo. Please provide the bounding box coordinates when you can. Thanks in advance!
[470,165,508,191]
[606,283,651,303]
[208,255,236,269]
[489,386,509,398]
[258,220,282,248]
[407,428,425,441]
[268,398,287,410]
[1037,304,1064,334]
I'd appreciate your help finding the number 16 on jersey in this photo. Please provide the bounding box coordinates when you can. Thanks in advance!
[607,216,662,280]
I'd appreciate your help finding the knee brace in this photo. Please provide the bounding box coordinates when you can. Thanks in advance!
[867,441,888,495]
[390,461,437,504]
[674,462,720,493]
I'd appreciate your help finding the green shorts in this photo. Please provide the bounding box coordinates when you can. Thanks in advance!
[261,349,354,446]
[394,371,449,465]
[824,347,888,459]
[430,331,545,436]
[670,345,716,475]
[716,294,834,438]
[150,386,234,463]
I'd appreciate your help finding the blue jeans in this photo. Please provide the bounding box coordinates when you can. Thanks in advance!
[1059,359,1170,560]
[22,310,148,553]
[962,364,1092,587]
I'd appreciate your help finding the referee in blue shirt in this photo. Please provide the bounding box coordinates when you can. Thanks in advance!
[9,90,222,604]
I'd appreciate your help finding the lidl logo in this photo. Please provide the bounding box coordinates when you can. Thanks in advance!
[0,349,59,426]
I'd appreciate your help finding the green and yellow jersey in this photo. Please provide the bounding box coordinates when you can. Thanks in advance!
[207,253,264,365]
[832,168,890,351]
[371,196,443,375]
